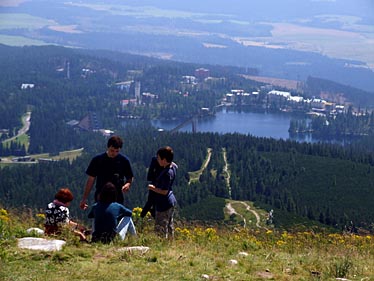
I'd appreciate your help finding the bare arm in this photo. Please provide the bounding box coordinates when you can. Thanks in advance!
[121,177,134,193]
[80,176,95,210]
[67,220,85,231]
[148,184,168,196]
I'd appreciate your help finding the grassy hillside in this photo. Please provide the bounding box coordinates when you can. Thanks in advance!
[1,205,374,280]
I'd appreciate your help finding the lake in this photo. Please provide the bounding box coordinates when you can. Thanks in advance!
[151,108,313,142]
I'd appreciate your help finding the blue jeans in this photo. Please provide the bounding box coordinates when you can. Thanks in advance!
[116,216,137,240]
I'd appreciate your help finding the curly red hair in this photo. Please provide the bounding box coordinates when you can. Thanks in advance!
[54,188,74,203]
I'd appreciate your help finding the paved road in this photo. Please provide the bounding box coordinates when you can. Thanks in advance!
[1,112,31,163]
[3,111,31,142]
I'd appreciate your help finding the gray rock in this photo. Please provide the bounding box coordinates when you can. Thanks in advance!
[18,237,66,251]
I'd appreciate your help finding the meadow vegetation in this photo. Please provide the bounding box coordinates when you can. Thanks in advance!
[1,206,374,280]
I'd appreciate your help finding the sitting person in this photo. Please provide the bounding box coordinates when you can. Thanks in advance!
[45,187,87,241]
[88,182,136,243]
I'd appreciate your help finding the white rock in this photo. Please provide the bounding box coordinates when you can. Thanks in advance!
[228,259,238,265]
[117,246,150,254]
[18,237,66,251]
[201,274,210,279]
[238,251,248,257]
[26,227,44,235]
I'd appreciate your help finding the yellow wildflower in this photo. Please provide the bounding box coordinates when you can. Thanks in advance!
[0,208,9,222]
[132,207,143,218]
[205,228,218,241]
[36,213,45,220]
[276,240,286,246]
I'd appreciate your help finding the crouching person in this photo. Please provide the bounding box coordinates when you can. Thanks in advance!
[88,182,136,243]
[45,187,87,241]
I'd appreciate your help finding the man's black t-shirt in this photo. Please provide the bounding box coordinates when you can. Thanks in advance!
[86,152,133,203]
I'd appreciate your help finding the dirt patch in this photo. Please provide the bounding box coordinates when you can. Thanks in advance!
[256,271,274,279]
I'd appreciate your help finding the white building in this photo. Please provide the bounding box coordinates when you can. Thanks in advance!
[21,83,34,90]
[311,98,327,109]
[267,90,291,99]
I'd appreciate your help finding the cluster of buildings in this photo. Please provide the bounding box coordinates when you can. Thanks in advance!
[117,68,212,109]
[116,67,230,113]
[225,89,346,116]
[114,66,347,118]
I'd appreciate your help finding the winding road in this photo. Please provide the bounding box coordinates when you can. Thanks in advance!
[3,111,31,142]
[186,147,266,229]
[226,201,263,228]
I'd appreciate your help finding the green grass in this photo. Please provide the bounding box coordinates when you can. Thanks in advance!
[2,112,31,149]
[0,13,54,30]
[229,201,267,228]
[1,110,82,167]
[1,206,374,280]
[188,148,212,183]
[0,34,48,46]
[0,149,83,168]
[2,133,29,149]
[54,148,84,163]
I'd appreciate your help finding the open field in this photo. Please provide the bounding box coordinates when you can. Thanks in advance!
[0,148,83,168]
[1,206,374,280]
[0,35,47,46]
[0,13,55,30]
[188,148,212,184]
[241,75,300,91]
[234,20,374,69]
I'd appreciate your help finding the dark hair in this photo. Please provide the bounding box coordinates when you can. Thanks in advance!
[55,188,74,203]
[107,135,123,149]
[157,146,174,163]
[98,182,117,203]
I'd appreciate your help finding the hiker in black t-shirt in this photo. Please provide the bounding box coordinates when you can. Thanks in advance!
[80,135,134,210]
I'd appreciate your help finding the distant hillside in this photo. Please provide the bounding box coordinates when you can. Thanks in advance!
[1,0,374,92]
[1,45,374,232]
[305,76,374,108]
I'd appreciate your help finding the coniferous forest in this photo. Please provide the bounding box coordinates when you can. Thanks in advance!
[1,44,374,231]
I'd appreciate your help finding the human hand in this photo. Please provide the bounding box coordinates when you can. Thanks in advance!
[79,200,88,210]
[148,184,155,191]
[122,182,131,193]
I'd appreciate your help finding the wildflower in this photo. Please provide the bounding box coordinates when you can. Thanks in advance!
[281,231,293,239]
[175,227,192,239]
[233,234,241,241]
[276,240,286,246]
[132,207,143,218]
[205,228,218,241]
[194,227,204,237]
[36,213,45,220]
[0,208,9,222]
